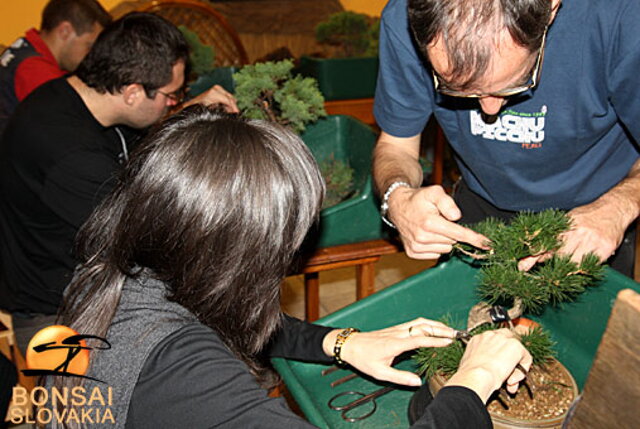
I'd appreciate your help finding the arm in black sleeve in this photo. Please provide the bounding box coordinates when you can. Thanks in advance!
[42,150,120,228]
[265,314,335,363]
[127,324,317,429]
[412,386,492,429]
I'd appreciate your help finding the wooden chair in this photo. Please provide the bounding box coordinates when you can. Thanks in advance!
[132,0,249,67]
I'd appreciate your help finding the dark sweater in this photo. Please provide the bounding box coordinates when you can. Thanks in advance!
[79,273,491,428]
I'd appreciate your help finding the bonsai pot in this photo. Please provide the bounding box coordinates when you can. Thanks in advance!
[300,115,388,249]
[410,318,580,428]
[297,56,378,101]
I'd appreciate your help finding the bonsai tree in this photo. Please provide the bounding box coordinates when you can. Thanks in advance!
[233,60,354,208]
[415,321,556,381]
[315,11,379,58]
[319,156,354,210]
[178,25,216,79]
[456,210,604,314]
[413,210,604,420]
[233,59,327,134]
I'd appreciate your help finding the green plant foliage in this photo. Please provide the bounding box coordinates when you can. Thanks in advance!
[414,339,465,379]
[320,157,355,209]
[178,25,216,77]
[519,326,557,366]
[233,60,326,133]
[315,11,378,57]
[456,210,605,313]
[365,18,380,57]
[414,323,556,378]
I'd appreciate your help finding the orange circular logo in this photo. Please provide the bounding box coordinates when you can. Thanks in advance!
[26,325,90,375]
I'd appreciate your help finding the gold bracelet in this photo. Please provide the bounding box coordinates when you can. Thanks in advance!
[333,327,360,365]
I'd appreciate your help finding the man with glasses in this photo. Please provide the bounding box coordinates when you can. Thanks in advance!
[0,13,238,353]
[374,0,640,277]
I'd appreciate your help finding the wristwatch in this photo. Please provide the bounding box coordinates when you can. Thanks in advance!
[380,181,412,229]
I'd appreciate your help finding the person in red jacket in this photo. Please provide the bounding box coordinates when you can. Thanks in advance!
[0,0,111,134]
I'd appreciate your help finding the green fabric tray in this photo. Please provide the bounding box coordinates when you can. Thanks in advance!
[273,256,640,428]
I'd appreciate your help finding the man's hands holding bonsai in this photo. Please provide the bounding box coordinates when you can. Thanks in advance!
[387,182,631,269]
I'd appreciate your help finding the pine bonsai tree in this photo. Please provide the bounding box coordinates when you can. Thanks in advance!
[315,11,378,58]
[415,322,556,379]
[414,210,604,378]
[457,210,605,313]
[233,60,327,134]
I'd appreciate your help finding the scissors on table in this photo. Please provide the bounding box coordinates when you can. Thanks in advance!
[328,385,395,422]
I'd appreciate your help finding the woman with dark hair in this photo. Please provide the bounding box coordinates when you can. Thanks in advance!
[48,106,530,428]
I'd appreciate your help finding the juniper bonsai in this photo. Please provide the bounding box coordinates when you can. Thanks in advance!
[233,59,326,134]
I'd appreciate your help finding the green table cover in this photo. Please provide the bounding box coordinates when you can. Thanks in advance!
[273,256,640,428]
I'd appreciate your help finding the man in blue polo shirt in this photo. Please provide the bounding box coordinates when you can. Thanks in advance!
[373,0,640,276]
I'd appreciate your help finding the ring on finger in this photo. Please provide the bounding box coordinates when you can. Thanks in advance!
[408,326,414,337]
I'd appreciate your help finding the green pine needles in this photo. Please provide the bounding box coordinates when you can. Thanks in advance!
[233,60,327,134]
[414,324,556,379]
[414,210,605,379]
[457,210,605,313]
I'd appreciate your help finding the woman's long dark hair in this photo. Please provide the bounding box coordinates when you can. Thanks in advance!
[58,106,324,383]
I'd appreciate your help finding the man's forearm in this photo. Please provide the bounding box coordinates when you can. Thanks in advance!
[372,134,423,195]
[595,158,640,229]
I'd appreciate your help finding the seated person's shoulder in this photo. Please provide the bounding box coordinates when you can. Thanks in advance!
[128,323,313,428]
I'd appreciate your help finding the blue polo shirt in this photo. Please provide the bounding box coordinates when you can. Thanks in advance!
[374,0,640,211]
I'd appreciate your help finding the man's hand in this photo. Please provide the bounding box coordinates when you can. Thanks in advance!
[183,84,239,112]
[323,318,457,387]
[560,198,627,263]
[388,185,489,259]
[518,195,633,272]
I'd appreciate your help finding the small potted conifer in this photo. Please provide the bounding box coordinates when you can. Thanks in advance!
[298,11,380,100]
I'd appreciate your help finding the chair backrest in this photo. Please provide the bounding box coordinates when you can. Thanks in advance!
[135,0,249,67]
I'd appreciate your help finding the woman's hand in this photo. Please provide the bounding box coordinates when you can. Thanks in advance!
[322,318,457,387]
[446,329,532,403]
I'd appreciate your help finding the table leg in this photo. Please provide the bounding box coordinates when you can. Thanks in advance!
[304,272,320,321]
[356,260,378,300]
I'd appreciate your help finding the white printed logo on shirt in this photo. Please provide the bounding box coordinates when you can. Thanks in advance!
[470,106,547,149]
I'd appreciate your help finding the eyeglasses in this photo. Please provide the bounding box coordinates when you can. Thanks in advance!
[432,26,548,98]
[156,87,186,104]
